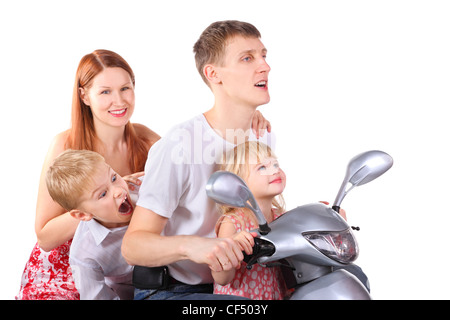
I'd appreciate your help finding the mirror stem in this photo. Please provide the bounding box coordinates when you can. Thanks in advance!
[259,223,271,235]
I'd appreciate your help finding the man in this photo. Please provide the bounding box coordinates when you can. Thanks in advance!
[122,20,274,299]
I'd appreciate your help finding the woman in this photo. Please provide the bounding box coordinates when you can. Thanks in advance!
[16,50,160,299]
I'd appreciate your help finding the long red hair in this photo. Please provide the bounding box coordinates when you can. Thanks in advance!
[66,49,151,172]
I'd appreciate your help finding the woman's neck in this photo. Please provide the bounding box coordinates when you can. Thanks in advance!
[92,121,132,176]
[93,121,127,152]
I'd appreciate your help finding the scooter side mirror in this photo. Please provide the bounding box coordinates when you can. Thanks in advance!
[206,171,271,235]
[333,150,393,211]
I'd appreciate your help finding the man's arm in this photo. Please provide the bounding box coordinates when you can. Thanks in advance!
[121,205,245,272]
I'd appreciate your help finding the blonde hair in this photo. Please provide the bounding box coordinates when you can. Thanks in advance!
[46,149,106,211]
[193,20,261,86]
[220,141,285,220]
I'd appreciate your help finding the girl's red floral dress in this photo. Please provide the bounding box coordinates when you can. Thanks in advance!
[16,240,79,300]
[213,209,288,300]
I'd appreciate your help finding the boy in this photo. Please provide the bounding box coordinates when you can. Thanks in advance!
[46,149,138,300]
[122,20,274,299]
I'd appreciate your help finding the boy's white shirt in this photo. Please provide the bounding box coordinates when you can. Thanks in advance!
[137,114,275,285]
[69,190,139,300]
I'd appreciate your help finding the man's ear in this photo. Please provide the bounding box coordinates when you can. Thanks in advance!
[203,64,222,85]
[79,87,90,106]
[69,209,93,221]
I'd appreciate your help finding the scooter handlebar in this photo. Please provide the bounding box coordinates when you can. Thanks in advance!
[243,237,276,269]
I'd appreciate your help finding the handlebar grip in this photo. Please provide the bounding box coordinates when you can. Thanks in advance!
[243,238,276,269]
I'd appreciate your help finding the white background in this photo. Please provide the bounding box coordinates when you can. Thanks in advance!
[1,0,449,300]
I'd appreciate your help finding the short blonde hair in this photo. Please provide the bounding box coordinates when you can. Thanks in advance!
[193,20,261,85]
[220,141,285,215]
[46,149,106,211]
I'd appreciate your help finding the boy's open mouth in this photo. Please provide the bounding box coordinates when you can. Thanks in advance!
[118,196,133,215]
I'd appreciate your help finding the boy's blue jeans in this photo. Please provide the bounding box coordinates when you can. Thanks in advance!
[134,283,247,300]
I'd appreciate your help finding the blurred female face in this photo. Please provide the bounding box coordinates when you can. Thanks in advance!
[80,67,135,129]
[246,155,286,200]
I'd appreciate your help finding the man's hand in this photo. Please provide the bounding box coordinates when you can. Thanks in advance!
[185,237,245,272]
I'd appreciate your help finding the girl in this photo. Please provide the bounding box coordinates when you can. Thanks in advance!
[212,141,288,300]
[16,50,160,300]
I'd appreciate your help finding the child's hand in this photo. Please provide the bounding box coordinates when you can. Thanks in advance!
[232,231,257,255]
[251,110,272,139]
[123,171,145,191]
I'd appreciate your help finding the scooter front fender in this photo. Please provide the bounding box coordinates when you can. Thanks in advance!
[289,269,371,300]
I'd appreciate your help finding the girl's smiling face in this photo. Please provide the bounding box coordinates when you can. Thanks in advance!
[246,156,286,200]
[77,163,133,228]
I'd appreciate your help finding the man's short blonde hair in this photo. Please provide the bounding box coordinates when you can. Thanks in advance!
[46,149,106,211]
[193,20,261,85]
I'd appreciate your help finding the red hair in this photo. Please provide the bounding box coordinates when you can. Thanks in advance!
[66,49,151,172]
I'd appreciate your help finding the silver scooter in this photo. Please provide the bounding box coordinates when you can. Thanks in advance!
[206,150,393,300]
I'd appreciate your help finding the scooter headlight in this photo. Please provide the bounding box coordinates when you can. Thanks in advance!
[303,228,358,264]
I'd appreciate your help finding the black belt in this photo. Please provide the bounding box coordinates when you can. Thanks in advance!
[132,265,212,291]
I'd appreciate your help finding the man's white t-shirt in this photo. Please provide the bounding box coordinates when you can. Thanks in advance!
[137,114,275,285]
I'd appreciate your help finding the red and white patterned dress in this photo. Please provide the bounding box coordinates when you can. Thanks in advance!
[213,209,288,300]
[16,240,79,300]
